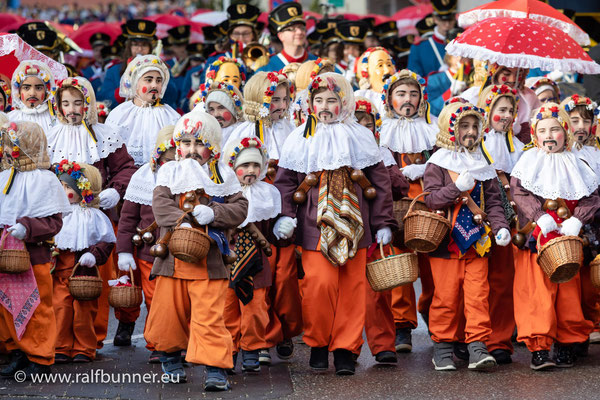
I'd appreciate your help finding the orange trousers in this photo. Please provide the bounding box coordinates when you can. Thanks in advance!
[486,244,516,352]
[429,256,491,343]
[93,254,114,349]
[513,249,593,351]
[301,248,366,353]
[580,263,600,332]
[416,254,434,318]
[0,263,56,365]
[144,275,233,369]
[265,245,303,347]
[224,287,269,352]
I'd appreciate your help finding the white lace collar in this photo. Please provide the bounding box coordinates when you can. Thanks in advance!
[380,115,438,155]
[7,107,54,132]
[221,121,242,149]
[10,101,49,115]
[511,148,598,200]
[427,147,498,181]
[54,204,116,251]
[105,100,180,166]
[226,119,295,160]
[155,158,242,197]
[483,128,524,174]
[572,145,600,180]
[240,180,281,228]
[380,147,397,167]
[123,163,155,206]
[278,119,382,174]
[0,169,71,227]
[46,122,124,164]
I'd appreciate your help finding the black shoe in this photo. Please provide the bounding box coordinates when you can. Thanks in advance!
[148,351,164,364]
[54,353,71,364]
[490,349,512,365]
[23,362,50,380]
[453,342,469,361]
[395,328,412,353]
[241,349,260,373]
[333,349,355,375]
[0,350,28,377]
[276,339,294,359]
[375,351,397,364]
[574,340,589,358]
[161,351,186,383]
[72,354,92,363]
[530,350,556,370]
[113,321,135,347]
[554,344,575,368]
[309,346,329,371]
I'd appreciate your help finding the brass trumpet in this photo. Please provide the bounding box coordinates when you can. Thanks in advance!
[242,42,270,71]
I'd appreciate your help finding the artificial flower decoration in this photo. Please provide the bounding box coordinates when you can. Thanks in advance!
[227,137,268,168]
[54,159,95,205]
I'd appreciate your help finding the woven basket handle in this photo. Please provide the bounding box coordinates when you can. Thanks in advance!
[69,262,100,278]
[0,229,7,251]
[378,242,396,260]
[407,191,429,214]
[128,266,136,287]
[174,210,209,235]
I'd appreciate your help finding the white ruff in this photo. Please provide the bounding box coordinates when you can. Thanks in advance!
[572,145,600,180]
[427,148,498,181]
[220,121,242,149]
[226,119,295,160]
[54,204,116,251]
[240,181,281,228]
[155,158,242,197]
[0,169,71,227]
[46,122,124,164]
[483,129,524,173]
[278,120,382,174]
[380,147,397,167]
[124,163,156,206]
[8,106,54,133]
[105,101,180,166]
[511,148,598,200]
[380,116,438,154]
[354,89,386,115]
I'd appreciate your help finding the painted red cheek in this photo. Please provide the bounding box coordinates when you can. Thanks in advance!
[21,93,26,101]
[142,86,148,93]
[223,111,232,121]
[501,76,507,82]
[236,169,244,176]
[493,115,501,122]
[68,193,73,199]
[334,106,339,115]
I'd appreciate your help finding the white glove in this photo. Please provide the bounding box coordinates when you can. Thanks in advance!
[79,252,96,268]
[560,217,582,237]
[7,223,26,240]
[180,222,192,228]
[455,171,475,191]
[117,252,137,271]
[99,188,120,210]
[400,164,427,181]
[192,204,215,225]
[536,213,559,236]
[495,228,511,247]
[273,216,297,240]
[376,227,392,245]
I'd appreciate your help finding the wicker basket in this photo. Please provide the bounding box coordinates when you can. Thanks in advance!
[403,192,451,253]
[537,235,583,284]
[367,243,419,291]
[69,263,103,301]
[393,197,428,232]
[0,231,30,274]
[169,213,212,264]
[591,256,600,288]
[108,267,143,308]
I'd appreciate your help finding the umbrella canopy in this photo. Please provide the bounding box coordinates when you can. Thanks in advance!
[458,0,589,46]
[446,17,600,75]
[0,13,25,31]
[70,22,122,51]
[145,13,207,42]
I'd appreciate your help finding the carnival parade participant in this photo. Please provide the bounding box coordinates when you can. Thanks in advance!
[274,72,396,375]
[511,103,600,370]
[194,81,244,147]
[354,46,396,115]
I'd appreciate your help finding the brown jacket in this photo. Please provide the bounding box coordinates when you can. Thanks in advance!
[93,145,137,197]
[150,185,248,279]
[14,214,63,265]
[116,200,156,262]
[388,164,410,201]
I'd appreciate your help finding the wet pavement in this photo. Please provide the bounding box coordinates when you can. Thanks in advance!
[2,281,600,399]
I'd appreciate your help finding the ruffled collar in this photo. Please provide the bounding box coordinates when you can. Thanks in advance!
[221,121,242,148]
[511,148,598,200]
[380,115,438,155]
[155,158,242,197]
[427,147,498,181]
[572,145,600,179]
[46,122,124,164]
[240,180,281,228]
[10,101,49,115]
[123,163,155,206]
[483,128,524,173]
[54,204,116,251]
[227,119,295,160]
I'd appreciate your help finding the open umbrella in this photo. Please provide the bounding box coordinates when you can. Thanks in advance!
[0,13,25,31]
[445,17,600,74]
[70,22,122,51]
[458,0,589,46]
[145,13,207,42]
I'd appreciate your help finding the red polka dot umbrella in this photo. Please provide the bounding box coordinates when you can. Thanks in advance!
[445,17,600,75]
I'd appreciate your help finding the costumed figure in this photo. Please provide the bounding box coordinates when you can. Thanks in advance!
[354,46,396,115]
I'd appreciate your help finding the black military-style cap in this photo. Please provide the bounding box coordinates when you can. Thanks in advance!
[167,25,191,45]
[373,21,397,41]
[307,30,321,46]
[101,44,121,60]
[361,17,376,36]
[321,28,341,45]
[269,2,305,33]
[202,25,220,44]
[431,0,457,20]
[316,18,340,35]
[186,42,204,57]
[19,28,60,52]
[416,14,436,35]
[89,32,111,47]
[227,3,260,31]
[217,20,229,36]
[17,21,50,36]
[122,19,157,40]
[336,20,369,44]
[382,34,415,55]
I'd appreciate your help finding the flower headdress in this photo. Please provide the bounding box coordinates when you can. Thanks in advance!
[54,160,95,206]
[355,97,382,140]
[477,84,519,152]
[304,72,354,138]
[11,60,55,112]
[530,103,573,151]
[226,136,268,169]
[0,122,21,164]
[560,94,600,147]
[52,76,99,126]
[205,57,247,87]
[382,69,430,122]
[527,77,561,100]
[119,55,170,101]
[198,81,243,117]
[483,62,528,91]
[258,72,282,118]
[151,137,176,172]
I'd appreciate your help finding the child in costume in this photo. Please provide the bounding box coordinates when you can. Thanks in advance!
[379,69,438,352]
[144,111,248,390]
[0,121,70,378]
[274,72,396,375]
[561,95,600,179]
[116,125,177,363]
[292,59,335,126]
[526,77,561,104]
[106,55,180,166]
[424,99,511,371]
[222,137,280,372]
[511,103,600,370]
[52,161,116,363]
[194,81,244,147]
[7,61,56,133]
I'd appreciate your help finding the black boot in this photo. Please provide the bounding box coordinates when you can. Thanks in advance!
[23,362,51,380]
[333,349,355,376]
[113,321,135,347]
[554,344,575,368]
[309,346,328,371]
[0,350,28,377]
[530,350,555,370]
